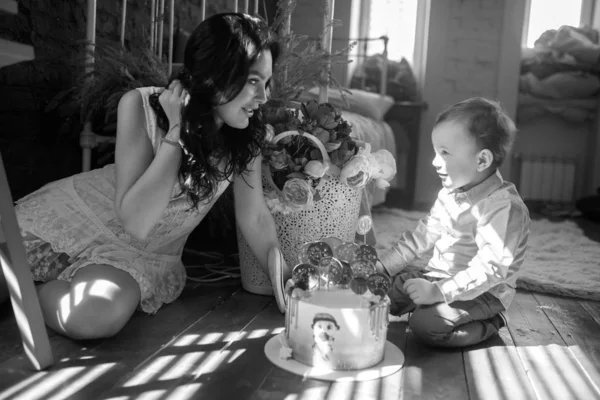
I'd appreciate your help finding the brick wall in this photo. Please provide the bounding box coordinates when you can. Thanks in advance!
[442,0,504,100]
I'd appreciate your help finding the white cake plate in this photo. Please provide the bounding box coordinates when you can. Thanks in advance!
[264,332,404,382]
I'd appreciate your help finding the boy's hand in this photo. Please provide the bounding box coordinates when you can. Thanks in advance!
[403,278,444,305]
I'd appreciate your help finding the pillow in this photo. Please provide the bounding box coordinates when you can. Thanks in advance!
[297,87,395,121]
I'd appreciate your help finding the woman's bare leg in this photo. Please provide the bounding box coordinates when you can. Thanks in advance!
[37,264,141,340]
[269,247,291,314]
[0,266,8,304]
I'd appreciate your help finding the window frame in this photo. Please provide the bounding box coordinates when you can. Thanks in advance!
[352,0,428,96]
[521,0,596,48]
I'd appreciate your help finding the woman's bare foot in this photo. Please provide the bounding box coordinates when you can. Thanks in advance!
[268,247,289,314]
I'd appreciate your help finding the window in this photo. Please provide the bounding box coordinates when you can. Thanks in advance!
[364,0,419,65]
[523,0,595,48]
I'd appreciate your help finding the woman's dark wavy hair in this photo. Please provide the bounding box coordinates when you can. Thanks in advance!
[149,13,280,210]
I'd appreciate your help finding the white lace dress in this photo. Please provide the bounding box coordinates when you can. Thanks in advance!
[15,87,231,314]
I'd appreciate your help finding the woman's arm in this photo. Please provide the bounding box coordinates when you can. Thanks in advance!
[113,88,182,239]
[233,155,281,275]
[235,155,291,313]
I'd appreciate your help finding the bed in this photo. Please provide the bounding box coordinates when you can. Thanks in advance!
[298,87,398,207]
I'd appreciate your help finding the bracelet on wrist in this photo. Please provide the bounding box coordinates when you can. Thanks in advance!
[169,123,181,133]
[160,137,181,148]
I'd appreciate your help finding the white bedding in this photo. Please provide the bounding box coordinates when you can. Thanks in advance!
[342,110,397,207]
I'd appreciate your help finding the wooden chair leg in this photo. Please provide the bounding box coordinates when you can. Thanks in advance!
[0,152,53,370]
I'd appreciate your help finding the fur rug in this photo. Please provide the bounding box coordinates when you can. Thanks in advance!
[372,208,600,301]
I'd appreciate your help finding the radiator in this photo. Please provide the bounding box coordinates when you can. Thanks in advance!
[512,154,578,204]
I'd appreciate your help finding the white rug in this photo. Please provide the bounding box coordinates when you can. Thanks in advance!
[372,208,600,301]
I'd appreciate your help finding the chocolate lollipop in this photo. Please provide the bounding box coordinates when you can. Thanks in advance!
[350,276,368,295]
[355,244,378,265]
[318,257,344,286]
[356,215,373,244]
[339,261,354,286]
[297,241,315,264]
[321,236,344,257]
[307,241,334,265]
[349,259,376,279]
[367,272,392,297]
[292,263,320,290]
[336,242,359,263]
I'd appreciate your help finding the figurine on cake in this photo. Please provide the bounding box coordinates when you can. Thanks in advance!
[280,217,394,371]
[311,312,340,366]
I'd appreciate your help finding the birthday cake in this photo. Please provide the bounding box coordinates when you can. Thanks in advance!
[282,237,392,371]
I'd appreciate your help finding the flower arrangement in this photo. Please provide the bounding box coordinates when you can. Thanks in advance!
[261,99,397,214]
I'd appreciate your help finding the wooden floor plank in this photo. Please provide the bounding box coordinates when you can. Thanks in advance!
[1,287,598,399]
[580,300,600,326]
[402,323,469,400]
[508,291,598,400]
[0,285,238,399]
[532,294,600,398]
[252,317,410,400]
[0,304,39,365]
[99,289,275,400]
[463,325,537,400]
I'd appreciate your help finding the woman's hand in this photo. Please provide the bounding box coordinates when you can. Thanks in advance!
[159,80,189,135]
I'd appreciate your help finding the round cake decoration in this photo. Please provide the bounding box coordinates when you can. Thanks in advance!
[307,241,334,265]
[297,241,314,264]
[367,272,392,297]
[356,215,373,235]
[321,236,344,254]
[350,276,369,295]
[336,242,359,263]
[339,261,354,286]
[349,259,376,278]
[292,263,320,290]
[355,244,378,265]
[318,257,344,285]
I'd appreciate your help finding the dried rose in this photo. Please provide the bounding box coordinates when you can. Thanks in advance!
[269,149,290,170]
[304,160,328,179]
[301,101,340,130]
[324,141,341,152]
[282,178,314,208]
[311,127,330,144]
[301,100,319,121]
[340,155,371,188]
[316,105,339,130]
[265,124,275,142]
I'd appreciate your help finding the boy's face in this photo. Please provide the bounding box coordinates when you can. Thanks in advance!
[431,120,483,191]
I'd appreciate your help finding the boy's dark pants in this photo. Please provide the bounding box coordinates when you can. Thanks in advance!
[388,266,506,348]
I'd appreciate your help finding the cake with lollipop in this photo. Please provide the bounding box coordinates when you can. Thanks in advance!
[281,233,392,371]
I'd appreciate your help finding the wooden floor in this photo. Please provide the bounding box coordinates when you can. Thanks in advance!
[0,281,599,400]
[1,211,600,400]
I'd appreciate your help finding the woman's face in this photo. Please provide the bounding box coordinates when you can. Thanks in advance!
[214,49,273,129]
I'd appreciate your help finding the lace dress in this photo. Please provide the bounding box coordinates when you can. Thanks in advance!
[15,87,231,314]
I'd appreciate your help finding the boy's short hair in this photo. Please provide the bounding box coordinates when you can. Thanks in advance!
[435,97,516,168]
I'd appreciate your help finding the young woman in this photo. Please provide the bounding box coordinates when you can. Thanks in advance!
[1,13,290,340]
